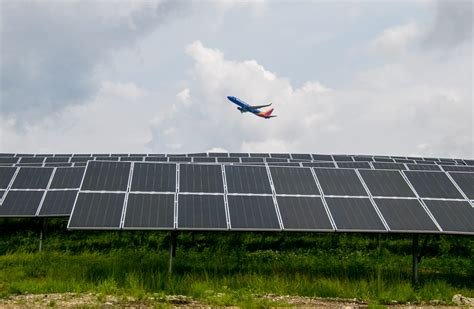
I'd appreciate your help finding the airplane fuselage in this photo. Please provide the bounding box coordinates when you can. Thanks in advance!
[227,96,276,119]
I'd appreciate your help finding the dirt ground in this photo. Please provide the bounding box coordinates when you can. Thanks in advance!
[0,293,472,308]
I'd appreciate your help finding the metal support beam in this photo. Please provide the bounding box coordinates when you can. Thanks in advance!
[412,234,419,285]
[168,231,178,274]
[38,218,45,253]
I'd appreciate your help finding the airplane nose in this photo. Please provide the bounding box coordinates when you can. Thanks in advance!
[227,96,232,100]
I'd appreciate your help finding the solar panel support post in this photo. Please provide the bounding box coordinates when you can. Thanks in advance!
[168,231,178,274]
[38,217,46,253]
[412,234,419,285]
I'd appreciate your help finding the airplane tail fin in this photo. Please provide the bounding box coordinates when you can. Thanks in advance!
[263,108,277,118]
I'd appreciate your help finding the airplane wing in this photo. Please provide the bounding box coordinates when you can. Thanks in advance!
[249,103,272,109]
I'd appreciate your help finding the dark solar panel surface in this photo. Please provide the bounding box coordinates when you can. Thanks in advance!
[270,167,319,195]
[124,193,174,229]
[0,190,44,216]
[69,193,124,228]
[291,153,311,160]
[38,190,78,216]
[178,194,227,229]
[227,195,280,230]
[131,163,176,192]
[0,167,16,189]
[325,197,386,231]
[12,167,53,189]
[179,164,224,193]
[45,157,70,163]
[404,171,464,199]
[19,157,44,164]
[374,198,438,232]
[145,157,168,162]
[312,154,332,161]
[277,196,332,231]
[372,162,406,170]
[315,168,367,196]
[337,162,371,169]
[406,164,441,171]
[449,172,474,199]
[302,162,336,168]
[225,165,272,194]
[81,161,131,191]
[271,153,291,159]
[359,169,415,197]
[0,157,18,164]
[50,167,85,189]
[442,165,474,172]
[193,157,216,163]
[424,200,474,234]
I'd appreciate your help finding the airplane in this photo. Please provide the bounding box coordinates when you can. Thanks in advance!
[227,96,277,119]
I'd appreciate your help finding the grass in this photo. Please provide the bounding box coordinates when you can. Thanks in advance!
[0,218,473,306]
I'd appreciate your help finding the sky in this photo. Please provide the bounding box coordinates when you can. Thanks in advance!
[0,0,472,158]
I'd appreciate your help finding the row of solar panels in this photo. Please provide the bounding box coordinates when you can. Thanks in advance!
[1,158,474,173]
[1,161,473,234]
[1,153,472,165]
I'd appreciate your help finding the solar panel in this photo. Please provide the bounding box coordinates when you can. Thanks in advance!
[44,163,73,167]
[71,157,91,163]
[373,198,438,232]
[225,165,272,194]
[0,167,16,189]
[448,172,474,199]
[81,161,131,191]
[217,157,240,163]
[229,153,249,157]
[193,157,216,163]
[45,157,70,163]
[177,194,227,229]
[333,155,353,162]
[68,193,125,229]
[0,190,44,216]
[188,152,207,157]
[208,152,228,158]
[359,170,415,197]
[464,159,474,166]
[406,163,441,171]
[291,153,311,160]
[11,167,53,189]
[394,159,415,164]
[249,153,270,158]
[120,156,144,162]
[169,157,192,163]
[179,164,224,193]
[95,156,119,161]
[372,162,406,170]
[314,168,368,196]
[270,153,291,159]
[267,162,301,167]
[19,157,44,164]
[241,157,264,163]
[312,154,332,161]
[373,158,395,163]
[270,167,320,195]
[123,193,174,229]
[404,171,464,199]
[145,157,168,162]
[38,190,78,216]
[424,200,474,234]
[277,196,333,231]
[441,165,474,172]
[266,158,289,163]
[325,197,386,231]
[50,167,85,189]
[337,162,371,169]
[227,195,280,230]
[0,157,18,164]
[353,156,374,162]
[302,162,336,168]
[131,163,176,192]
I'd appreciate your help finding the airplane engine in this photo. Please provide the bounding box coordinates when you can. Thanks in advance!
[237,107,244,113]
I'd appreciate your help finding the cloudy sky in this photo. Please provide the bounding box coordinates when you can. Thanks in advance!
[0,0,472,158]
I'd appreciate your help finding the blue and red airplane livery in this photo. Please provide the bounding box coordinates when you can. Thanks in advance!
[227,96,277,119]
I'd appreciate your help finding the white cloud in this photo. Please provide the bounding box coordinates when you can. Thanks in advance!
[176,88,191,104]
[369,22,421,56]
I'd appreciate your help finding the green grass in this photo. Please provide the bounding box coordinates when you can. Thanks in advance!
[0,218,473,306]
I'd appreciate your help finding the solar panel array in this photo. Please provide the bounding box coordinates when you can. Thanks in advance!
[0,153,473,235]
